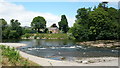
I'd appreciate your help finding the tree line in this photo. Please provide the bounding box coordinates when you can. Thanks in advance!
[0,15,69,39]
[31,15,69,33]
[0,2,120,40]
[1,19,23,39]
[69,2,120,41]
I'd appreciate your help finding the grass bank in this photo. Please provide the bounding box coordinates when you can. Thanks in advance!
[0,45,40,66]
[22,33,68,39]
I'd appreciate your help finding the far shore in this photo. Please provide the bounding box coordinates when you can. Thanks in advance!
[0,43,119,66]
[77,40,120,48]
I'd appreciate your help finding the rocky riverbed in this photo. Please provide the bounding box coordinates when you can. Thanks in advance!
[77,40,120,48]
[75,57,118,64]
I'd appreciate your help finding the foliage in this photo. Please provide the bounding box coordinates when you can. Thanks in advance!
[51,23,57,27]
[0,18,7,30]
[0,45,40,66]
[2,19,23,39]
[22,33,31,39]
[44,28,49,33]
[0,45,20,65]
[22,33,68,39]
[31,16,46,33]
[23,27,32,34]
[69,3,120,41]
[58,15,69,33]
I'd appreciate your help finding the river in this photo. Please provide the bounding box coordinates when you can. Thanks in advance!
[3,39,119,61]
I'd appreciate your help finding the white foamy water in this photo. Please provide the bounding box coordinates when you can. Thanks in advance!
[27,45,85,50]
[28,47,47,50]
[39,48,47,49]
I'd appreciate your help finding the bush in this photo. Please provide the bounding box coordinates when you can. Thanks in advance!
[22,33,31,39]
[0,45,20,65]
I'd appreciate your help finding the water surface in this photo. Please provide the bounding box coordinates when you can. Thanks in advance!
[3,39,119,61]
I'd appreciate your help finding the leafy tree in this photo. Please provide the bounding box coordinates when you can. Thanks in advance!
[58,15,69,33]
[44,28,48,33]
[10,19,23,36]
[93,6,97,10]
[0,18,7,30]
[8,30,19,39]
[22,26,33,34]
[31,16,46,33]
[75,8,89,27]
[69,23,90,41]
[118,9,120,39]
[69,8,90,40]
[51,23,57,27]
[98,2,108,10]
[69,3,120,41]
[2,19,23,39]
[2,26,10,39]
[76,8,89,20]
[10,19,20,29]
[88,7,111,40]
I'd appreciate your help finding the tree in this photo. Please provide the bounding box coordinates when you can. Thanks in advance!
[69,8,90,40]
[88,7,115,40]
[98,2,108,10]
[93,6,97,10]
[10,19,23,36]
[2,26,10,39]
[69,23,90,41]
[23,27,32,34]
[58,15,69,33]
[118,9,120,39]
[10,19,21,30]
[31,16,46,33]
[69,3,120,41]
[75,8,89,26]
[2,19,23,39]
[0,18,7,30]
[51,23,57,27]
[44,28,48,33]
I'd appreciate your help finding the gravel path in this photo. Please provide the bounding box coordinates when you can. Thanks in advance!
[0,43,119,66]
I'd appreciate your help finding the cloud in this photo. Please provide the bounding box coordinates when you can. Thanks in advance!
[0,0,75,27]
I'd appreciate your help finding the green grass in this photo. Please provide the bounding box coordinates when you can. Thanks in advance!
[22,33,68,39]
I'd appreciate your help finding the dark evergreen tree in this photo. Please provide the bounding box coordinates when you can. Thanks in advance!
[58,15,69,33]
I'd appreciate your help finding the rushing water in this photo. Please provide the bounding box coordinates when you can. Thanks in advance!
[3,39,119,61]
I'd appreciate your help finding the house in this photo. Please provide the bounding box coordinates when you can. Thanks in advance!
[48,24,59,33]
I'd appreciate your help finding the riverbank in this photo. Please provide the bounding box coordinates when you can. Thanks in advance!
[0,43,27,48]
[77,40,120,48]
[0,43,119,66]
[21,33,68,39]
[0,44,40,66]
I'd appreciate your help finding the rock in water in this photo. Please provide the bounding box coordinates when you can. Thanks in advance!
[82,60,89,64]
[60,57,65,60]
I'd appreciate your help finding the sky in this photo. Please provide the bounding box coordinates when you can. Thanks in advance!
[0,0,119,27]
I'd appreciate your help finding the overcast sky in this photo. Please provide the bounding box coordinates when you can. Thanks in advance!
[0,0,119,27]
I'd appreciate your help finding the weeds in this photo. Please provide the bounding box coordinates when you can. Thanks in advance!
[0,45,39,66]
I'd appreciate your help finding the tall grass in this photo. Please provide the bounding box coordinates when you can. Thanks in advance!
[0,45,20,65]
[0,45,39,66]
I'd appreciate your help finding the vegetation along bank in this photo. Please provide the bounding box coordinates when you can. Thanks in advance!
[0,45,40,66]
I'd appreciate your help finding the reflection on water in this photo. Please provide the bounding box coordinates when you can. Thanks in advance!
[3,39,119,61]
